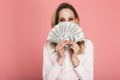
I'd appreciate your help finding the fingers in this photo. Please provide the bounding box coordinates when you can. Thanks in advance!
[67,41,79,48]
[67,40,74,44]
[56,40,68,57]
[66,41,80,54]
[56,40,79,54]
[56,45,65,57]
[56,40,69,50]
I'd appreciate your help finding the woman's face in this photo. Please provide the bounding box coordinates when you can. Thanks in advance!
[58,8,78,23]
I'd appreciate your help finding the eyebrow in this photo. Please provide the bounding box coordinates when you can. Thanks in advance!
[59,17,64,19]
[59,16,75,18]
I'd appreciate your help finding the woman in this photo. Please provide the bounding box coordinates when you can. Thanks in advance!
[43,2,94,80]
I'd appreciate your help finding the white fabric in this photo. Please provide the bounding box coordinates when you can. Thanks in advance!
[43,39,94,80]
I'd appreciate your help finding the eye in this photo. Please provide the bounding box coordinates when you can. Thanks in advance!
[59,18,65,22]
[68,18,74,21]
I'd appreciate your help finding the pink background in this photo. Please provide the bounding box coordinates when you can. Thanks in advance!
[0,0,120,80]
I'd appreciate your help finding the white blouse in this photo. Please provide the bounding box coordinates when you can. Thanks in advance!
[43,39,94,80]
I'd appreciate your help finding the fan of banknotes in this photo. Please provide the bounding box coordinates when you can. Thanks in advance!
[47,22,85,43]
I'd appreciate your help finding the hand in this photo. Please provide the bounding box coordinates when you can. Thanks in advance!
[55,40,68,66]
[67,41,80,57]
[67,41,80,67]
[56,40,68,58]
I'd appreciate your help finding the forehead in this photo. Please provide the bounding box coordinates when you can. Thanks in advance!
[59,8,75,17]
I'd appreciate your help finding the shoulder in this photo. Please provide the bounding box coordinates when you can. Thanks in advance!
[83,38,94,56]
[84,38,94,49]
[43,41,56,54]
[43,41,52,48]
[77,39,94,60]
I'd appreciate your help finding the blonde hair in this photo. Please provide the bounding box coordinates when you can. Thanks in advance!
[51,2,80,27]
[51,2,85,54]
